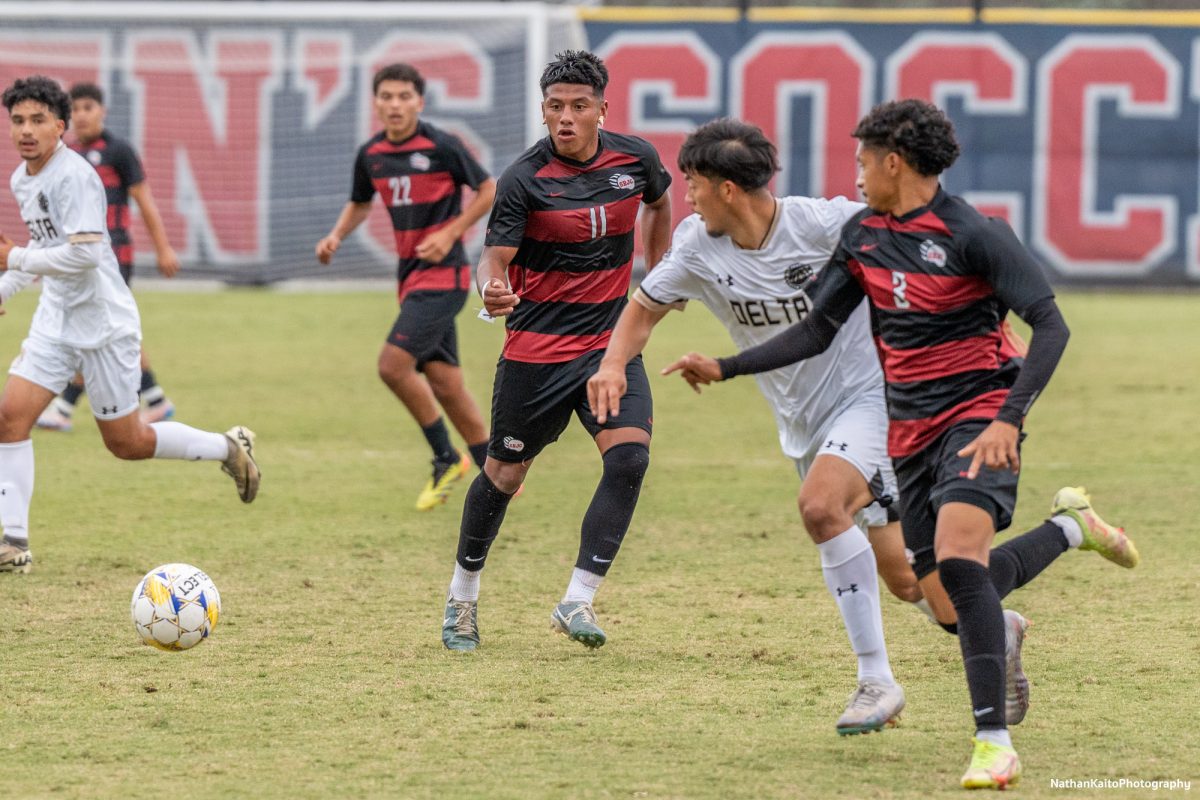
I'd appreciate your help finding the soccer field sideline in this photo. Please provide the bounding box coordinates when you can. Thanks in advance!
[0,288,1196,799]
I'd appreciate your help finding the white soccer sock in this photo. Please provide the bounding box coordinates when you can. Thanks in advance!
[0,440,34,544]
[817,525,895,685]
[151,422,230,461]
[563,567,604,604]
[449,563,481,602]
[976,728,1013,748]
[912,596,937,623]
[1050,514,1083,548]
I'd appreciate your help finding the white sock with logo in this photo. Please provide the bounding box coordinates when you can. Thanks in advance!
[817,525,895,685]
[151,422,230,461]
[0,440,34,545]
[449,563,480,602]
[563,568,604,604]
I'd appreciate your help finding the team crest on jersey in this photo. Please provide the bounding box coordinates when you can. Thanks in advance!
[86,150,102,167]
[608,173,635,191]
[37,192,49,213]
[784,263,816,289]
[409,153,431,172]
[920,240,947,267]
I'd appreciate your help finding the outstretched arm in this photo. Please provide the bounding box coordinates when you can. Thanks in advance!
[588,299,669,423]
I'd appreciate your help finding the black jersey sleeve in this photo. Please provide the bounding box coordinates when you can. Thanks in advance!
[968,216,1055,314]
[994,297,1070,426]
[483,166,529,247]
[441,132,490,190]
[350,146,375,203]
[809,240,868,325]
[112,139,145,188]
[639,140,671,204]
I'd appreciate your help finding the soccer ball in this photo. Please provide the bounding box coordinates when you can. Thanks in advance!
[130,563,221,651]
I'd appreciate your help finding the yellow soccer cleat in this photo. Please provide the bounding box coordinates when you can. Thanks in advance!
[1052,486,1139,568]
[961,737,1022,790]
[416,452,470,511]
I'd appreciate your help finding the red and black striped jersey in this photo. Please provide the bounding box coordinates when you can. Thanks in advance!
[351,121,490,301]
[484,131,670,363]
[70,130,144,267]
[811,187,1054,458]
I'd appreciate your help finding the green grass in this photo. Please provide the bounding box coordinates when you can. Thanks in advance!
[0,288,1196,799]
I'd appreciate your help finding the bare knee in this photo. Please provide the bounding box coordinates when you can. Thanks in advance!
[881,571,923,603]
[104,433,153,461]
[378,350,417,388]
[797,493,850,543]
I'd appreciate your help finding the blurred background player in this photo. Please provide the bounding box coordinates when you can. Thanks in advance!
[663,100,1138,790]
[441,50,672,652]
[35,81,181,432]
[317,63,496,511]
[0,76,259,574]
[589,118,918,735]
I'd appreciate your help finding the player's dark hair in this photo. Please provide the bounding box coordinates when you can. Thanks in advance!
[373,63,425,96]
[852,99,960,177]
[540,50,608,98]
[678,118,780,192]
[2,75,71,128]
[69,82,104,105]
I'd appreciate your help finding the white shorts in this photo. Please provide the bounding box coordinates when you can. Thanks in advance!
[9,332,141,420]
[790,392,898,529]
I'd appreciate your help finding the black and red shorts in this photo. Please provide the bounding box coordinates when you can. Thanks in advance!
[894,418,1024,579]
[385,289,467,370]
[488,350,653,463]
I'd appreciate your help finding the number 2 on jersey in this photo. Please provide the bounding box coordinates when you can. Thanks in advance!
[388,176,412,207]
[891,271,911,309]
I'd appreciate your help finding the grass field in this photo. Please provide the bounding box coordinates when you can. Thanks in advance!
[0,288,1196,799]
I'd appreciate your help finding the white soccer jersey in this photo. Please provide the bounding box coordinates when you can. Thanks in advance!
[7,142,139,348]
[637,196,884,459]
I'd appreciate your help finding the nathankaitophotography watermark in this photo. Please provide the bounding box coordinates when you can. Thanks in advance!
[1050,778,1192,791]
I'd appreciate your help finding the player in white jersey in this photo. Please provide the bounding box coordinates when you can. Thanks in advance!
[0,76,261,574]
[589,119,926,735]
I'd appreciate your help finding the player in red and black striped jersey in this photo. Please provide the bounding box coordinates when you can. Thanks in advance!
[316,63,497,512]
[667,100,1137,789]
[35,82,181,432]
[440,51,672,653]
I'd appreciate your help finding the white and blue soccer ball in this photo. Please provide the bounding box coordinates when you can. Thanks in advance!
[130,563,221,651]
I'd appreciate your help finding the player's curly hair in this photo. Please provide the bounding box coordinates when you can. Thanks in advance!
[2,75,71,128]
[540,50,608,98]
[69,82,105,105]
[373,63,425,96]
[678,118,780,192]
[852,99,960,177]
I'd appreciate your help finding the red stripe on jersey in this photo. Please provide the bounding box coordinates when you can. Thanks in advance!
[861,210,952,237]
[850,260,992,312]
[520,261,632,304]
[877,331,1003,383]
[525,195,640,243]
[96,164,121,189]
[503,329,611,363]
[394,221,452,258]
[367,135,437,155]
[113,243,133,266]
[372,171,456,207]
[888,388,1008,457]
[533,150,640,179]
[398,265,469,302]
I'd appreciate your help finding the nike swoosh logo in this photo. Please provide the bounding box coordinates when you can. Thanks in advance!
[548,191,565,197]
[591,555,613,564]
[973,707,994,717]
[464,555,485,563]
[859,243,878,252]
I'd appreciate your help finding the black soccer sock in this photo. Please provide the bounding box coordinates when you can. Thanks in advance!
[938,557,1007,730]
[939,621,959,636]
[455,472,515,570]
[421,417,457,463]
[139,369,166,406]
[576,443,649,577]
[989,521,1070,598]
[468,441,489,469]
[61,380,85,406]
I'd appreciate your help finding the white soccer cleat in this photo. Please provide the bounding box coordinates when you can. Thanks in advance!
[0,539,33,574]
[139,399,176,424]
[1004,609,1031,725]
[221,426,261,503]
[836,680,905,735]
[35,406,73,432]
